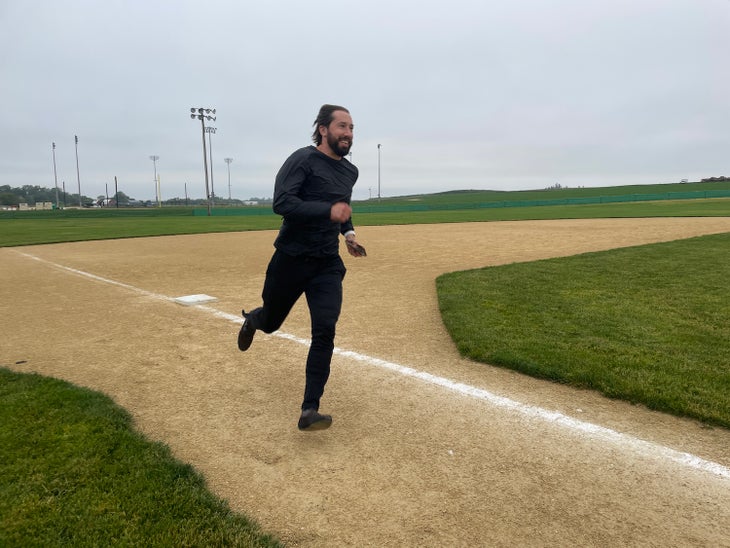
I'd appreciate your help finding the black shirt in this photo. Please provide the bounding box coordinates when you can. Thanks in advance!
[273,146,358,258]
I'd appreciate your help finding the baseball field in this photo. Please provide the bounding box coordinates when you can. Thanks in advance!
[3,214,730,546]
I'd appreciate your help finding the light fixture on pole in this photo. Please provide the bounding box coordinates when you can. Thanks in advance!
[377,143,382,201]
[149,155,160,207]
[204,126,217,205]
[224,157,233,200]
[189,107,216,216]
[52,142,60,209]
[75,135,82,207]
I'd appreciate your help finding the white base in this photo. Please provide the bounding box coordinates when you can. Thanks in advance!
[174,294,218,306]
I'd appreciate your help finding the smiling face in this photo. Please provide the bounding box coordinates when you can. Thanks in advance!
[319,110,354,159]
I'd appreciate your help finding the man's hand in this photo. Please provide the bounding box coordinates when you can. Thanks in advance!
[345,234,367,257]
[330,202,352,223]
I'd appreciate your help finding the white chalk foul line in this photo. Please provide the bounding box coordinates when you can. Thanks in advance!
[18,250,730,481]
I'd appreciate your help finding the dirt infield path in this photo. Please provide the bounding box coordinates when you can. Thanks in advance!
[3,218,730,546]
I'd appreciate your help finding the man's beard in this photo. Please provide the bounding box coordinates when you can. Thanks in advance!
[327,133,352,157]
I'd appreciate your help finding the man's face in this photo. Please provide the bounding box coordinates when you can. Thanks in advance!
[323,110,354,157]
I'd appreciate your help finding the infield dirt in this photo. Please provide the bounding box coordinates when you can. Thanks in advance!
[3,218,730,546]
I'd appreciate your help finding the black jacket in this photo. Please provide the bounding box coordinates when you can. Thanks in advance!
[273,146,358,257]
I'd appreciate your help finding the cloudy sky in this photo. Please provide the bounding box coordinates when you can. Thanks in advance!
[1,0,728,202]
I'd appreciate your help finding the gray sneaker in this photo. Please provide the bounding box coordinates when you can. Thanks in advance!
[298,409,332,431]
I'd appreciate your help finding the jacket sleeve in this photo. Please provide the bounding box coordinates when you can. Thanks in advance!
[340,217,354,235]
[272,155,331,222]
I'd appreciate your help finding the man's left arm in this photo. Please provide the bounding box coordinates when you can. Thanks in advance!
[342,220,366,257]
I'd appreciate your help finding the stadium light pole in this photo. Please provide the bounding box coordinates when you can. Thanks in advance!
[74,135,82,207]
[377,143,381,201]
[149,155,160,207]
[224,157,233,200]
[189,107,216,216]
[205,126,217,205]
[52,142,60,209]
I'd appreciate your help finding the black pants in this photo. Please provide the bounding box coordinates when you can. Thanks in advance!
[248,249,346,411]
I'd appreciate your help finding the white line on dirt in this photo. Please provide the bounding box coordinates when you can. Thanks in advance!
[18,251,730,481]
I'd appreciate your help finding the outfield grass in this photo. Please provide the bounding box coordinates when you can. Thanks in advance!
[375,180,730,205]
[1,197,728,247]
[2,180,728,247]
[0,368,282,547]
[0,215,283,246]
[350,198,730,227]
[436,232,730,428]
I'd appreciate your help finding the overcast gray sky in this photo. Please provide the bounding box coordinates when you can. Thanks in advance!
[1,0,728,202]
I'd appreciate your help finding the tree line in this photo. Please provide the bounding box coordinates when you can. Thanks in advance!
[0,185,110,207]
[0,185,270,208]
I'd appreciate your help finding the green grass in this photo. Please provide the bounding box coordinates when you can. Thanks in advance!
[0,368,281,547]
[374,180,730,205]
[1,197,728,247]
[436,232,730,428]
[350,198,730,226]
[2,180,728,247]
[0,216,283,246]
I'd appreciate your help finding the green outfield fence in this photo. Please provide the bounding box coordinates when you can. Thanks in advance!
[192,189,730,216]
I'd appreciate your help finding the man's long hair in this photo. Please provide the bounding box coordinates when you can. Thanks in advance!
[312,104,349,145]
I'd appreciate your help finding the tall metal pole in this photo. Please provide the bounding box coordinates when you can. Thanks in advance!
[205,127,217,206]
[74,135,82,206]
[150,155,160,207]
[377,143,381,201]
[190,108,216,216]
[209,129,214,205]
[224,157,233,200]
[200,118,211,215]
[52,142,60,209]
